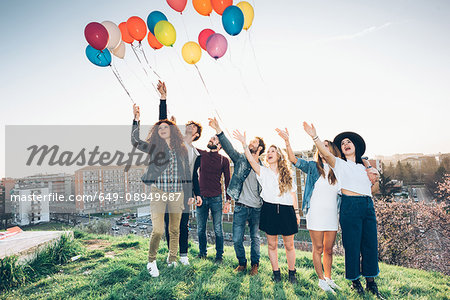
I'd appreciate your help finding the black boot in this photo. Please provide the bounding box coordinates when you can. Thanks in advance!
[288,269,298,284]
[273,270,281,282]
[366,280,385,299]
[351,279,364,295]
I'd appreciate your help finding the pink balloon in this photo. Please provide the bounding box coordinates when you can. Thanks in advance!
[167,0,188,13]
[206,33,227,59]
[84,22,109,51]
[198,29,215,51]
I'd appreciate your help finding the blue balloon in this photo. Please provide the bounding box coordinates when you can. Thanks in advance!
[147,11,168,35]
[222,5,244,36]
[85,45,112,67]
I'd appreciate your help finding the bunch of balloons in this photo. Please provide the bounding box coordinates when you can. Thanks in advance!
[84,0,254,68]
[84,21,124,67]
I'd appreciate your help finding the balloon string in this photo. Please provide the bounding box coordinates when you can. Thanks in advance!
[180,14,190,40]
[131,43,149,77]
[227,46,251,98]
[138,42,162,79]
[123,59,159,99]
[110,64,134,104]
[248,31,266,85]
[194,64,231,137]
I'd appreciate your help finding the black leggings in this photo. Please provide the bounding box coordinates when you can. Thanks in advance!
[165,212,189,254]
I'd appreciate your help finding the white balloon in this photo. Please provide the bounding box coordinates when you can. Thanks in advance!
[112,41,126,59]
[101,21,121,50]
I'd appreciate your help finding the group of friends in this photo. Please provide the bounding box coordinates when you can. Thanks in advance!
[130,81,384,298]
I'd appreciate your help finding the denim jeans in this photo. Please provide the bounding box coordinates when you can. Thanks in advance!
[339,195,380,280]
[196,195,224,258]
[232,205,261,266]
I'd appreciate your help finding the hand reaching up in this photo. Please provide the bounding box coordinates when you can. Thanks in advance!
[208,117,222,134]
[157,80,167,99]
[133,104,140,121]
[232,130,246,145]
[276,128,290,143]
[303,122,317,138]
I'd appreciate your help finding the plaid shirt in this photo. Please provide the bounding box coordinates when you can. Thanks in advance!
[155,149,182,192]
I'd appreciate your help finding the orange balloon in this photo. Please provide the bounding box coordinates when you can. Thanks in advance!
[212,0,232,15]
[127,16,147,42]
[193,0,213,16]
[147,32,163,50]
[119,22,134,44]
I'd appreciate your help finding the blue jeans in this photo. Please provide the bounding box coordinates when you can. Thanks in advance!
[340,195,380,280]
[232,205,261,266]
[196,195,224,258]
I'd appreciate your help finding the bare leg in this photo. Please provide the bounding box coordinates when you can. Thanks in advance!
[323,231,337,278]
[266,234,279,271]
[282,234,296,270]
[309,230,325,279]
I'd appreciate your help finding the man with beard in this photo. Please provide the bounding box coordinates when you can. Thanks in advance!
[208,117,265,276]
[194,135,231,262]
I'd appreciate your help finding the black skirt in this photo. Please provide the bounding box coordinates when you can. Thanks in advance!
[259,201,299,236]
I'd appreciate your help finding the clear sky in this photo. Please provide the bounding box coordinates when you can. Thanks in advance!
[1,0,450,178]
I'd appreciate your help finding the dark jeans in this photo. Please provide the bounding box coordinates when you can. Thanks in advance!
[165,212,189,255]
[339,194,380,280]
[232,204,261,266]
[196,195,224,258]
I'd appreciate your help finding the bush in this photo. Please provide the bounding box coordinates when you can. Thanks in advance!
[374,197,450,275]
[76,220,110,235]
[0,233,82,292]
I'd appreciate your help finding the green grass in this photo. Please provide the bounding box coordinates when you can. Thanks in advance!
[22,222,75,232]
[1,232,449,300]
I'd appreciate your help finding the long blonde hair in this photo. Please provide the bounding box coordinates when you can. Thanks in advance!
[266,145,293,196]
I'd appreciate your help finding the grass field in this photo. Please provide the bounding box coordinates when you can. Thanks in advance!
[1,231,449,299]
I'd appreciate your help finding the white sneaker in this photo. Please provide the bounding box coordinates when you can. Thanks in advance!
[147,261,159,277]
[167,261,178,267]
[325,277,341,290]
[179,256,190,266]
[318,279,335,293]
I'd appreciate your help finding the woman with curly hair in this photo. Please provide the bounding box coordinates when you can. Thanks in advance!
[131,101,191,278]
[233,130,300,284]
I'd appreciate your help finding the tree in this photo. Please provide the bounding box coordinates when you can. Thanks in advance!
[374,197,449,275]
[379,171,395,198]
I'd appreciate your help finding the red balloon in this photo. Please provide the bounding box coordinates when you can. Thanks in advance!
[167,0,187,14]
[119,22,134,44]
[84,22,109,51]
[127,16,147,42]
[148,32,163,50]
[198,29,215,51]
[211,0,233,15]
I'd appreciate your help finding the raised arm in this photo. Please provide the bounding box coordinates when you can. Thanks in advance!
[157,80,167,120]
[222,157,231,200]
[131,104,151,153]
[276,128,297,164]
[209,117,241,162]
[303,122,336,168]
[232,130,261,176]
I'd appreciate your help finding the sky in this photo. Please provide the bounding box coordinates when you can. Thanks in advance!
[1,0,450,178]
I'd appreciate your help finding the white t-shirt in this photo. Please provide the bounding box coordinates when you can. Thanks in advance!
[256,166,297,206]
[332,158,372,196]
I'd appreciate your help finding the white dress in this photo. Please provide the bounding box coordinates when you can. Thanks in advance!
[306,164,339,231]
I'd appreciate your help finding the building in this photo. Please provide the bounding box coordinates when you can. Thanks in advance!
[10,183,50,226]
[0,183,4,215]
[74,165,150,213]
[19,174,75,214]
[1,178,17,214]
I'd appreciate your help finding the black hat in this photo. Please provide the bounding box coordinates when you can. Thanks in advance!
[333,132,366,156]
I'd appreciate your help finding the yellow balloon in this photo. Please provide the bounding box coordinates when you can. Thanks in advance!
[236,1,254,30]
[154,21,176,47]
[182,42,202,64]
